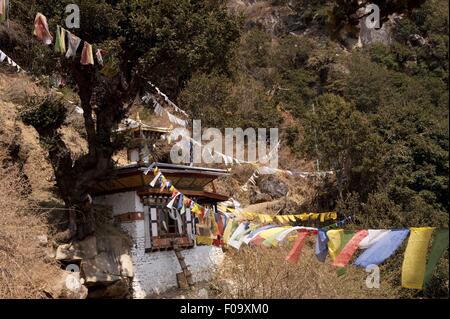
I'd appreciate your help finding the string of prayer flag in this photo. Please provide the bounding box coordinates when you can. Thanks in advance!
[0,49,24,72]
[32,13,103,67]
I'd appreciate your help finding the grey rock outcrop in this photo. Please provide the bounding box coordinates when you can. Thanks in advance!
[256,175,289,199]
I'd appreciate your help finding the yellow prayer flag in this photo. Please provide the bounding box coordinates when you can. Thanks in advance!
[401,227,435,290]
[276,215,284,223]
[210,211,218,235]
[329,212,338,220]
[310,213,319,220]
[196,235,213,246]
[241,212,250,219]
[320,213,326,222]
[327,229,344,260]
[222,219,236,244]
[288,215,296,222]
[257,227,290,239]
[300,214,309,221]
[191,204,200,214]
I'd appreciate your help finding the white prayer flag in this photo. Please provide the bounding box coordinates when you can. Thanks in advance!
[150,172,162,187]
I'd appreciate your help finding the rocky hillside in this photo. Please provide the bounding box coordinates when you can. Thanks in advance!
[0,72,134,298]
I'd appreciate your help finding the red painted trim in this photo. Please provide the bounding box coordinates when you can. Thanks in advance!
[115,212,145,222]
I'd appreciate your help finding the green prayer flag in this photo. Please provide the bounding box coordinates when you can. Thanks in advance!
[423,228,449,288]
[54,25,61,53]
[54,25,66,54]
[342,231,355,246]
[337,231,355,256]
[333,231,355,272]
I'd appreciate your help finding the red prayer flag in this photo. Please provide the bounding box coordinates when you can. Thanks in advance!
[333,230,369,268]
[216,214,224,236]
[285,231,310,264]
[33,13,53,45]
[249,235,266,246]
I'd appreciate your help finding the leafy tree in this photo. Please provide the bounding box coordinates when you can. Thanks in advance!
[302,93,383,200]
[179,72,281,129]
[19,0,241,241]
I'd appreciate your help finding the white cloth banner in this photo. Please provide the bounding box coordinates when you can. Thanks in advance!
[153,101,165,117]
[358,229,391,249]
[0,49,23,72]
[166,193,180,209]
[167,111,187,127]
[176,211,183,234]
[150,172,162,187]
[275,226,317,244]
[148,81,189,117]
[275,226,303,243]
[228,223,250,250]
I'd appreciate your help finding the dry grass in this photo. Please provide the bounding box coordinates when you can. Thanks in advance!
[0,73,45,105]
[0,169,61,298]
[212,240,402,299]
[0,72,87,203]
[0,72,64,298]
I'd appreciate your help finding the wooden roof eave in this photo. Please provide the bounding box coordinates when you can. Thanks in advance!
[137,188,229,203]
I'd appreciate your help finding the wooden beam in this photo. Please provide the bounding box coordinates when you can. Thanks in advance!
[137,188,229,202]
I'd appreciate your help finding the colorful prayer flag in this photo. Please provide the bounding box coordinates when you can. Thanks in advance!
[401,227,434,290]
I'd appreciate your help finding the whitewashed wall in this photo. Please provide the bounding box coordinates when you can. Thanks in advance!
[93,191,224,298]
[121,219,224,299]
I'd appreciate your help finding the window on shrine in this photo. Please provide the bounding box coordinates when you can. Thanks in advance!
[143,196,195,251]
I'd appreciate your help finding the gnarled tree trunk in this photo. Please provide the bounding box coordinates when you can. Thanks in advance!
[26,61,138,242]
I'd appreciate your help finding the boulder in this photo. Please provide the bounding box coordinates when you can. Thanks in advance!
[82,252,122,284]
[55,243,83,261]
[55,235,97,261]
[256,175,289,199]
[358,11,399,47]
[120,253,134,278]
[53,232,133,298]
[249,189,273,204]
[43,269,88,299]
